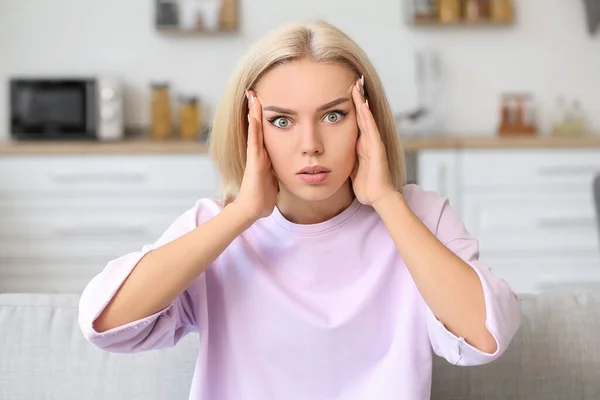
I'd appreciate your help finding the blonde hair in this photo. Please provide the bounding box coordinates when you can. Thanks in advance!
[209,19,406,198]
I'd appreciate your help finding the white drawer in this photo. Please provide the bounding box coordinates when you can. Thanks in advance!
[460,149,600,189]
[0,155,220,193]
[462,192,600,256]
[0,194,200,212]
[483,255,600,294]
[0,257,107,293]
[0,212,180,240]
[0,276,89,293]
[0,238,149,259]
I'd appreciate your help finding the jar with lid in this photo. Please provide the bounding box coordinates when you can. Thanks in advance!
[490,0,512,23]
[464,0,486,22]
[438,0,460,23]
[150,82,173,140]
[179,95,200,141]
[412,0,437,21]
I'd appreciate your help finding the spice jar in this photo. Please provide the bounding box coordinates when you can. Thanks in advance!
[464,0,485,22]
[438,0,460,23]
[179,95,200,141]
[413,0,437,22]
[490,0,512,23]
[150,82,172,140]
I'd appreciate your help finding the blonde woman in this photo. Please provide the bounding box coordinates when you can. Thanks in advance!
[79,19,520,399]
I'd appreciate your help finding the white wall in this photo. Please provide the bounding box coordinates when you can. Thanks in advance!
[1,0,599,139]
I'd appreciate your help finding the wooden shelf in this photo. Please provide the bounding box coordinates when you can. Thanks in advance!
[154,0,239,35]
[155,26,238,35]
[405,0,516,28]
[409,17,514,27]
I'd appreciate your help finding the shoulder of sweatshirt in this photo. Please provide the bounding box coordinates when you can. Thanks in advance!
[401,184,450,230]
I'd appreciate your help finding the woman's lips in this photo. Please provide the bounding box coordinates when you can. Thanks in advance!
[297,171,330,184]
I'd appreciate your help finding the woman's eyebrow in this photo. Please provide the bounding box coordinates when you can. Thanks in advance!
[316,97,350,111]
[262,97,350,115]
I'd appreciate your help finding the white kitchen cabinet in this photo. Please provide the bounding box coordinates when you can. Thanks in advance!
[0,154,220,293]
[458,148,600,294]
[416,149,460,207]
[416,146,600,293]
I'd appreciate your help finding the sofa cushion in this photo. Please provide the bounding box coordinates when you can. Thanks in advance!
[431,292,600,400]
[0,293,199,400]
[2,292,599,399]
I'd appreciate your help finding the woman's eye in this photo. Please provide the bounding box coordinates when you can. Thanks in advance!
[272,117,291,128]
[324,111,345,123]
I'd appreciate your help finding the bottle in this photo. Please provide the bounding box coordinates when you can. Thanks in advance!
[464,0,483,22]
[150,82,173,140]
[490,0,513,23]
[179,95,200,141]
[413,0,437,21]
[568,98,587,136]
[550,95,568,136]
[438,0,460,23]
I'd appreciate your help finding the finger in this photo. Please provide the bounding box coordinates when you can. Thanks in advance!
[247,90,265,149]
[246,113,259,159]
[351,78,365,124]
[253,93,265,149]
[351,78,368,136]
[245,91,258,152]
[360,101,380,142]
[350,160,358,182]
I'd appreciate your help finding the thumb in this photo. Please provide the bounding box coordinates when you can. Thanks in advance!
[350,160,359,182]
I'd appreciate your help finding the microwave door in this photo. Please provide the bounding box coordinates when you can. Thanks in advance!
[10,80,96,140]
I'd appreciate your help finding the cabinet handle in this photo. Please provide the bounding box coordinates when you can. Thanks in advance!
[51,172,146,183]
[537,217,595,228]
[53,225,148,236]
[536,166,600,176]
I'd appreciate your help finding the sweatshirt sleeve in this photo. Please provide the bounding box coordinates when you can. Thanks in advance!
[423,194,522,366]
[78,198,219,353]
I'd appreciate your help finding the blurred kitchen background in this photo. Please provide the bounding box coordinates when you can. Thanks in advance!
[0,0,599,295]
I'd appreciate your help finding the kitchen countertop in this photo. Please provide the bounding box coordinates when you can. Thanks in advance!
[402,134,600,150]
[0,138,210,155]
[0,134,600,155]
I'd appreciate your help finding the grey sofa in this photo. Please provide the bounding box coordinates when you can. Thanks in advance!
[1,292,599,399]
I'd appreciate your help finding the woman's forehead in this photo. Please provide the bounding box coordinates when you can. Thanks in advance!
[255,60,356,109]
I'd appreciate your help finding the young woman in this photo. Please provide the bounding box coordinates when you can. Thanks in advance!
[79,19,521,399]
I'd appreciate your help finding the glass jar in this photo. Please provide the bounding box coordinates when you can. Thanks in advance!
[150,82,172,140]
[413,0,437,21]
[490,0,512,23]
[438,0,460,23]
[179,95,200,141]
[464,0,485,22]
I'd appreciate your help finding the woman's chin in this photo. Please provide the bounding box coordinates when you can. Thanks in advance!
[281,179,353,203]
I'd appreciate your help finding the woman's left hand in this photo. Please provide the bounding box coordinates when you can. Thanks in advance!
[350,77,396,206]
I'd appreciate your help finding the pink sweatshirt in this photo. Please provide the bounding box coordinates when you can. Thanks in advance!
[78,184,521,399]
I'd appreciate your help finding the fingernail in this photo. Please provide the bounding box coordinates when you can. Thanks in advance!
[365,99,369,109]
[250,95,255,105]
[361,75,365,89]
[247,114,251,123]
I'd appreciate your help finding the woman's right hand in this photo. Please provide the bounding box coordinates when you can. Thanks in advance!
[232,90,279,222]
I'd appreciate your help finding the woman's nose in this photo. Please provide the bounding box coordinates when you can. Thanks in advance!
[300,125,324,155]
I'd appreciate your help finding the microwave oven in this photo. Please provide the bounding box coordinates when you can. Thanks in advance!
[9,76,124,141]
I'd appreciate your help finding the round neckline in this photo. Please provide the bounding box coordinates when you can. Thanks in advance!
[269,198,364,236]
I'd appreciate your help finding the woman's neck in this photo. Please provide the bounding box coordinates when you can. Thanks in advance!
[276,182,355,225]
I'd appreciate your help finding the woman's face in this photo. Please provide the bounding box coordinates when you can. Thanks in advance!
[254,59,359,203]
